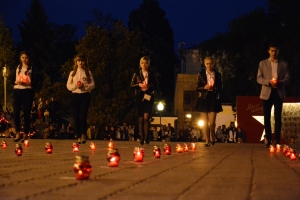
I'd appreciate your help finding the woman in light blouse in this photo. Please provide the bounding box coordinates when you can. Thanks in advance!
[194,57,223,147]
[13,51,34,142]
[67,54,95,144]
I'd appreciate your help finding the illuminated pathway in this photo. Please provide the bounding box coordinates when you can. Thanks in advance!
[0,140,300,200]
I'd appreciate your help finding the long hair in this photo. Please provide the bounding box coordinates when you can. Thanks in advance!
[71,54,91,82]
[18,51,32,75]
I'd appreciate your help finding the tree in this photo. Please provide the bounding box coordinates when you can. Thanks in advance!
[18,0,55,91]
[128,0,176,111]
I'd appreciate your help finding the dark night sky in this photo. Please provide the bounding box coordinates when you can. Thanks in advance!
[0,0,267,50]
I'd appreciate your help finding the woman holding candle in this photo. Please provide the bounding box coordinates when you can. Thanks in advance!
[194,57,223,147]
[67,54,95,144]
[13,51,34,142]
[130,56,157,145]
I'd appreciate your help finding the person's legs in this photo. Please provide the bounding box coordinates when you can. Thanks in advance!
[138,117,144,144]
[79,94,90,143]
[263,98,273,146]
[13,90,22,141]
[71,94,81,142]
[208,112,217,144]
[22,90,33,140]
[143,113,150,144]
[201,112,209,145]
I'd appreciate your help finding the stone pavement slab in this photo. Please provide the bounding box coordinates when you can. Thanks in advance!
[1,139,300,200]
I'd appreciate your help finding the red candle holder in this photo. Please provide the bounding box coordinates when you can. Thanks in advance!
[108,140,114,149]
[282,144,288,154]
[73,155,92,180]
[164,144,171,155]
[90,142,96,150]
[284,147,291,157]
[276,144,281,152]
[24,140,29,147]
[45,142,53,154]
[107,148,121,167]
[153,146,161,158]
[1,140,7,149]
[133,147,145,162]
[176,144,183,153]
[183,143,189,152]
[269,145,275,153]
[72,142,79,152]
[15,144,23,156]
[289,149,297,160]
[190,143,196,150]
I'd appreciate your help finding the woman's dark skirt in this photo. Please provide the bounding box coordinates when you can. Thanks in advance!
[194,91,223,113]
[136,91,154,117]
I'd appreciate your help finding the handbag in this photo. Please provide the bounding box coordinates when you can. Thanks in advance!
[199,90,208,99]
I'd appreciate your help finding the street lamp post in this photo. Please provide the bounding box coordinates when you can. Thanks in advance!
[3,65,8,112]
[157,102,164,127]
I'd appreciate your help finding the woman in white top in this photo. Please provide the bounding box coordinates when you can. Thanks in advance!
[66,54,95,144]
[13,51,34,142]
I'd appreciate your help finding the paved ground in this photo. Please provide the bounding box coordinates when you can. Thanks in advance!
[1,139,300,200]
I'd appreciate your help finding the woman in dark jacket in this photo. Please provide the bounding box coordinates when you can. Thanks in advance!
[195,57,223,147]
[130,56,157,145]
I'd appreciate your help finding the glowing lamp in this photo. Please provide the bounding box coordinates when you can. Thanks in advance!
[269,145,275,153]
[284,147,291,157]
[183,143,189,152]
[276,144,281,152]
[1,140,7,149]
[190,143,196,150]
[107,148,121,167]
[45,142,53,154]
[164,144,171,155]
[153,146,161,158]
[289,149,297,160]
[90,142,96,150]
[72,142,79,152]
[282,145,288,153]
[176,144,183,153]
[15,144,23,156]
[108,140,114,149]
[73,155,92,180]
[24,140,29,147]
[133,147,145,162]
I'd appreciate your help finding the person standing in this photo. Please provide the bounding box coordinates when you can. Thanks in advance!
[67,54,95,144]
[130,56,157,145]
[194,57,223,147]
[13,51,34,142]
[257,43,290,147]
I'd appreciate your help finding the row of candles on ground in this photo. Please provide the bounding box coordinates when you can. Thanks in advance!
[1,140,54,156]
[74,141,197,180]
[269,144,299,160]
[1,140,197,180]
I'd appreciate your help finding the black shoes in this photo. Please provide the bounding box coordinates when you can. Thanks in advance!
[145,140,150,145]
[204,143,210,147]
[140,140,144,145]
[265,143,270,148]
[211,141,215,145]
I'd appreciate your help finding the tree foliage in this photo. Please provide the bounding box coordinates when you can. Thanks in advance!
[128,0,176,110]
[18,0,55,91]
